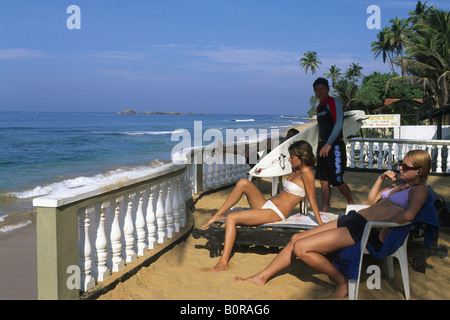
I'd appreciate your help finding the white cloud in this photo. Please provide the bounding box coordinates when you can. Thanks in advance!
[189,46,298,65]
[89,51,150,61]
[0,48,48,60]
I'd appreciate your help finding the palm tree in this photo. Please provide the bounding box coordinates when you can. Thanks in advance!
[371,27,396,72]
[408,1,434,25]
[345,63,364,83]
[307,95,319,118]
[388,16,409,58]
[392,8,450,108]
[299,51,322,76]
[324,65,342,88]
[333,79,359,110]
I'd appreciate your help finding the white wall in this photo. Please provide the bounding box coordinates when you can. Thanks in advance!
[397,125,450,140]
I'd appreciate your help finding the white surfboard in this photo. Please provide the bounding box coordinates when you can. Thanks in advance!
[249,110,366,178]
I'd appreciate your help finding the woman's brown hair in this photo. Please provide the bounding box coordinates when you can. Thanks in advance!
[288,140,316,167]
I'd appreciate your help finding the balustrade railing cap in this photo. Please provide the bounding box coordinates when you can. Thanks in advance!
[350,137,450,145]
[33,162,185,208]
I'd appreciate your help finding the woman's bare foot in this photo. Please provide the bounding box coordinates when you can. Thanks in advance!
[208,262,229,272]
[234,274,267,285]
[202,213,225,229]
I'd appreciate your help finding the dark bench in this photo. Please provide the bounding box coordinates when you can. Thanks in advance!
[192,211,339,258]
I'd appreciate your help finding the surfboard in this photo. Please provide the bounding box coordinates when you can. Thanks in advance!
[248,110,366,178]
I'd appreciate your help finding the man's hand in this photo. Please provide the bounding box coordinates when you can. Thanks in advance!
[319,144,332,157]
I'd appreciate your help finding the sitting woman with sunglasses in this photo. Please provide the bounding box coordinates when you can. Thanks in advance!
[235,149,432,298]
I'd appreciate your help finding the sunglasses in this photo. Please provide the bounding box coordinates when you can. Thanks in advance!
[399,160,421,172]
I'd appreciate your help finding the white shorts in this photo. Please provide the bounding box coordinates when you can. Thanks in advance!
[261,200,286,221]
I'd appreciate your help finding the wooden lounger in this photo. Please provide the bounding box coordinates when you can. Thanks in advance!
[192,211,341,258]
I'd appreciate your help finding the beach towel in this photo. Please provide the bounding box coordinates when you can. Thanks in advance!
[333,188,440,280]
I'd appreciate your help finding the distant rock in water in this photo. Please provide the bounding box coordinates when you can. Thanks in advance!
[117,109,203,115]
[117,109,137,114]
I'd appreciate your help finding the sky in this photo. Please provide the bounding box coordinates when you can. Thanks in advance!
[0,0,449,115]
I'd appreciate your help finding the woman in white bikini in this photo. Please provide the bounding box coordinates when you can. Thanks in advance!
[202,140,322,272]
[235,149,432,298]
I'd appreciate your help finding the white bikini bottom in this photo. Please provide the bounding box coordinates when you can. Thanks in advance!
[261,200,286,221]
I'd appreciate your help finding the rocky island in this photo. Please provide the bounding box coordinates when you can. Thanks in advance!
[117,109,213,115]
[117,109,201,115]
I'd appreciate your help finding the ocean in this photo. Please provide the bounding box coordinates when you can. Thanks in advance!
[0,111,312,234]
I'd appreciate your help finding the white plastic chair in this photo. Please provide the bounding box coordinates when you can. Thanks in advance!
[347,220,412,300]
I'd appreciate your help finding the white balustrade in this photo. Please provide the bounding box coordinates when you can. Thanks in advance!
[347,138,450,173]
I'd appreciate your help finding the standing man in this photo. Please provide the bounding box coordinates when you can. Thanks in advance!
[313,78,355,212]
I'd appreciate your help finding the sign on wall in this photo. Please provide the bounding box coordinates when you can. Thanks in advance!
[362,114,401,128]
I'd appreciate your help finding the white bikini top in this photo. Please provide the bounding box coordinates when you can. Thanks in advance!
[283,180,306,197]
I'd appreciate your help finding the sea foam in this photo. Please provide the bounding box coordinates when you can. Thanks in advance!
[8,160,165,200]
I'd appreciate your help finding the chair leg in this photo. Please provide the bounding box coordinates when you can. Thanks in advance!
[385,256,395,279]
[347,279,359,300]
[271,177,278,196]
[394,247,410,300]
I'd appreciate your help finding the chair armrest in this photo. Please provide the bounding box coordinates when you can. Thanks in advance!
[359,221,411,252]
[365,221,411,229]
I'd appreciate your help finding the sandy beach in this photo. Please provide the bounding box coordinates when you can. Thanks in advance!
[97,169,450,300]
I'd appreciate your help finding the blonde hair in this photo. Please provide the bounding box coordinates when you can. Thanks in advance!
[406,150,431,184]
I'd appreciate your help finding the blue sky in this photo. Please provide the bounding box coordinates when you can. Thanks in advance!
[1,1,449,115]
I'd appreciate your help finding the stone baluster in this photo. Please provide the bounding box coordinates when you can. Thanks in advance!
[387,142,393,169]
[367,141,374,169]
[377,142,384,169]
[123,193,137,263]
[397,143,404,170]
[446,146,450,174]
[172,179,181,233]
[146,186,157,249]
[110,197,125,272]
[202,162,207,190]
[95,202,110,282]
[225,152,233,183]
[358,142,365,169]
[178,176,186,228]
[349,141,356,168]
[155,185,167,243]
[207,161,213,188]
[78,207,95,291]
[231,154,237,181]
[135,190,148,256]
[437,145,443,173]
[219,158,226,186]
[164,183,174,238]
[213,161,219,187]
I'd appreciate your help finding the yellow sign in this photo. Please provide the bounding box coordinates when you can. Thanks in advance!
[362,114,401,128]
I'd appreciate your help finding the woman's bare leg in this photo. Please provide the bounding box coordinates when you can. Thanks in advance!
[208,208,280,272]
[202,179,266,229]
[292,227,355,298]
[235,220,338,283]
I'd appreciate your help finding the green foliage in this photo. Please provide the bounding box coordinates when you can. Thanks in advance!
[386,79,424,99]
[356,73,397,113]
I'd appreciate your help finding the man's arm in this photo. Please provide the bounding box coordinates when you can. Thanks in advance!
[325,98,344,146]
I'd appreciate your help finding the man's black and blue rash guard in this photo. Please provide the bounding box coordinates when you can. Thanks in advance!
[316,96,344,146]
